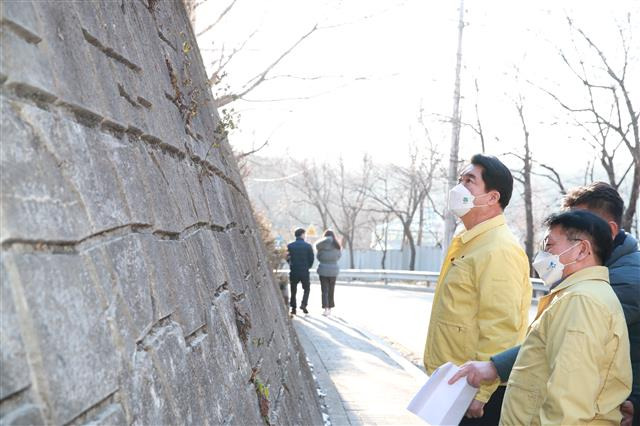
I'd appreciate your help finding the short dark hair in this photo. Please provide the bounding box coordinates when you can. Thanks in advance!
[470,154,513,209]
[562,181,624,227]
[544,210,613,265]
[294,228,305,238]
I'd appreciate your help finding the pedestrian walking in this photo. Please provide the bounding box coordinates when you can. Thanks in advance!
[286,228,314,315]
[315,230,342,316]
[423,154,532,425]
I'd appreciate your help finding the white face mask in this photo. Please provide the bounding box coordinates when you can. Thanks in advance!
[532,242,581,286]
[447,184,489,218]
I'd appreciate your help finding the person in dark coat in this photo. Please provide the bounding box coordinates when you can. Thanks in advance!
[286,228,315,315]
[563,182,640,426]
[315,230,342,316]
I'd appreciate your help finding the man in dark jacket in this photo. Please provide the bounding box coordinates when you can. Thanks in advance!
[563,182,640,426]
[286,228,315,315]
[449,182,640,426]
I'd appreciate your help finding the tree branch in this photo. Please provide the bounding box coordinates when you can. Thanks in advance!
[534,162,567,195]
[236,138,270,159]
[215,24,319,107]
[196,0,238,37]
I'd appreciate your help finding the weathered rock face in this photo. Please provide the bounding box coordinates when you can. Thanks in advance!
[0,1,323,425]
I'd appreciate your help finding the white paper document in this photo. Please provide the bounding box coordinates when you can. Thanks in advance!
[406,362,478,425]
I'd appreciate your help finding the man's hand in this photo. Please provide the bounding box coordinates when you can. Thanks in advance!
[620,400,634,426]
[448,361,499,387]
[465,399,485,418]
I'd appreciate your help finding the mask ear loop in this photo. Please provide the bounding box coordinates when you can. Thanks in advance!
[472,191,494,208]
[559,241,584,267]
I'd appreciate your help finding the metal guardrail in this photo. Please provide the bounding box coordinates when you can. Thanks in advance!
[275,269,548,297]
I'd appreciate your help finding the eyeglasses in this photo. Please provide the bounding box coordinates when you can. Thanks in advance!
[539,237,583,253]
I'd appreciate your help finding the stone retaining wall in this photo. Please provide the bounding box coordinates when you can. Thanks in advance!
[0,1,322,424]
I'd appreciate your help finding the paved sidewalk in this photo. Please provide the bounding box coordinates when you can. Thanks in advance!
[292,312,428,425]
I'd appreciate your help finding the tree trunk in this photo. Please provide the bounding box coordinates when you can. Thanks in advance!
[347,236,355,269]
[417,198,424,246]
[320,211,329,233]
[517,101,535,270]
[404,224,417,271]
[442,0,465,254]
[523,136,534,270]
[623,164,639,231]
[621,80,639,230]
[381,218,389,269]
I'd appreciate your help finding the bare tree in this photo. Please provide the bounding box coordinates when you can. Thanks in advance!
[370,213,392,269]
[537,17,639,230]
[367,157,424,270]
[417,198,425,247]
[211,25,320,108]
[242,156,308,238]
[417,105,448,248]
[531,162,567,195]
[367,144,441,270]
[195,0,237,37]
[288,161,333,231]
[448,78,487,153]
[504,95,535,268]
[473,79,486,153]
[443,0,466,253]
[192,2,386,167]
[326,157,372,269]
[194,2,381,109]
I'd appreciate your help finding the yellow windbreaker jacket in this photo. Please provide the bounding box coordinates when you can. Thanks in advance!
[423,214,532,402]
[500,266,632,425]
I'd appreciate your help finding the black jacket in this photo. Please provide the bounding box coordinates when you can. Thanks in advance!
[286,238,314,277]
[608,231,640,420]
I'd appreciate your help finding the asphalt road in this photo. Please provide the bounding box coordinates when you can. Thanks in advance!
[307,281,538,370]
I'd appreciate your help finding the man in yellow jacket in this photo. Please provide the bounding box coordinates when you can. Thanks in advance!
[499,210,631,425]
[423,154,532,425]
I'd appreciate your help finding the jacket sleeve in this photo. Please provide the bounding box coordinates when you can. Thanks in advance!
[474,251,530,403]
[307,245,315,268]
[539,295,608,425]
[490,345,520,382]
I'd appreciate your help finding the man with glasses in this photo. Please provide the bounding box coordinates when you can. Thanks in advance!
[453,210,632,425]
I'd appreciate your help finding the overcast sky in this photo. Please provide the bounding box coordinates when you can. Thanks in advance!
[194,0,638,195]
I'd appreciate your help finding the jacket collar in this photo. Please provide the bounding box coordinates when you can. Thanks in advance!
[548,265,609,296]
[533,265,609,322]
[607,230,638,266]
[459,214,506,244]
